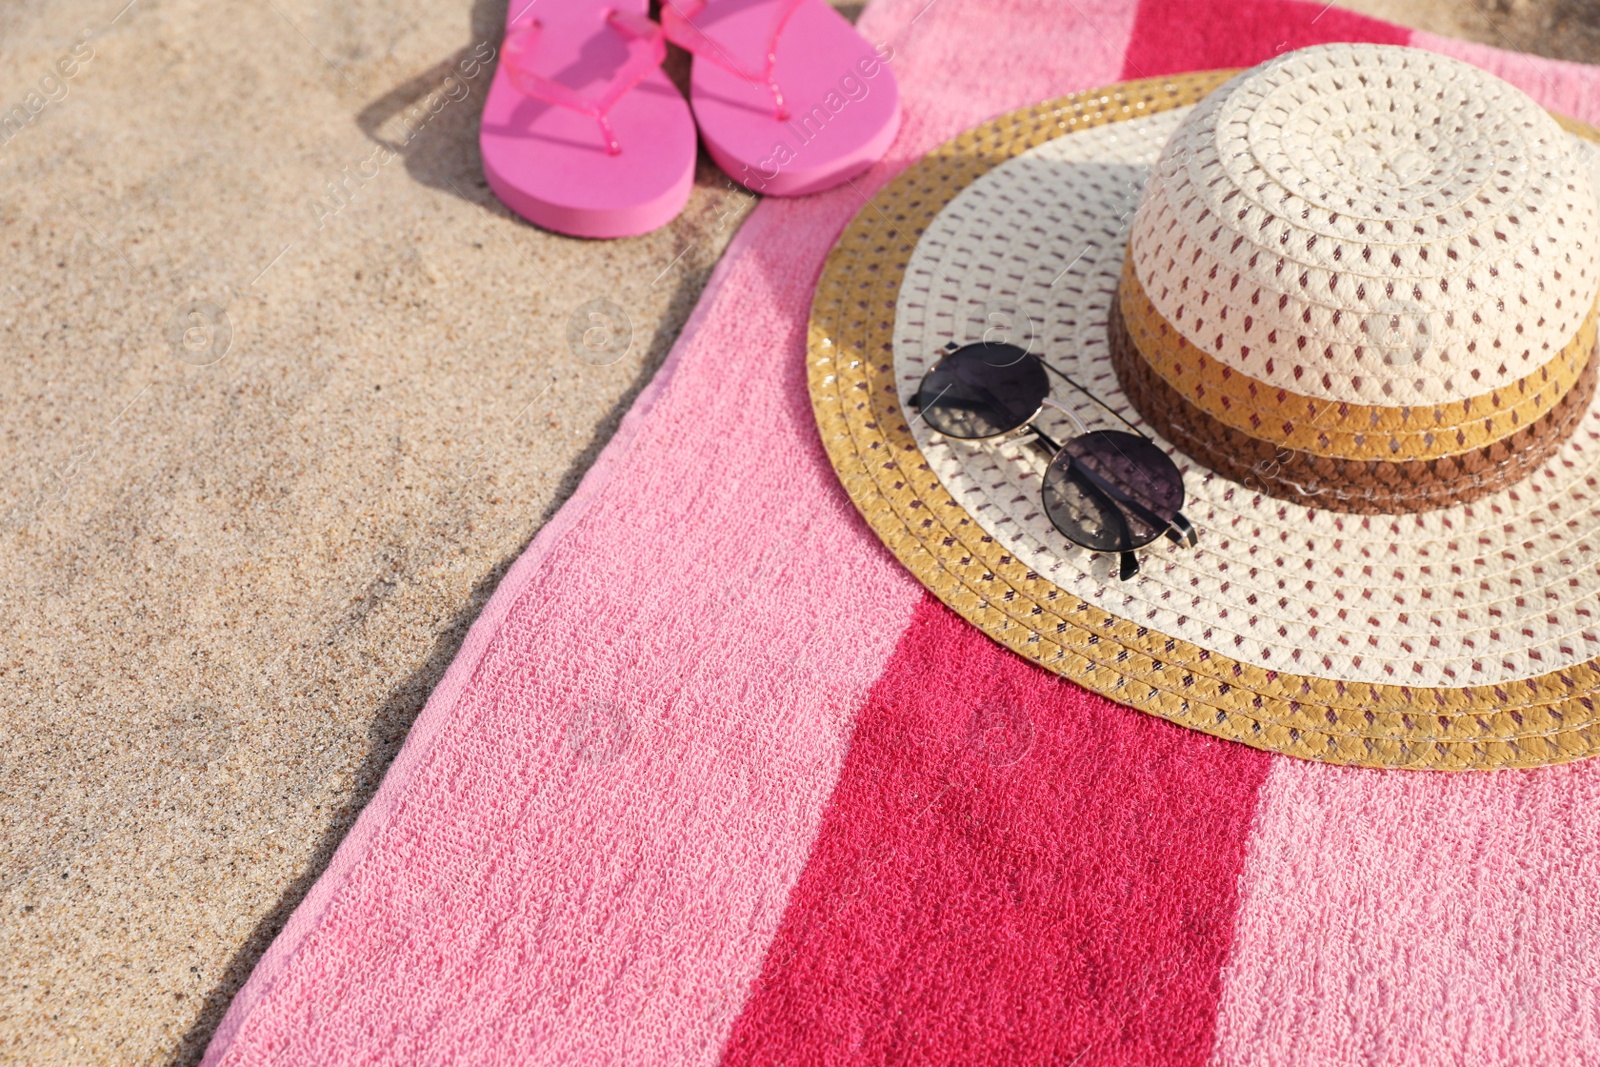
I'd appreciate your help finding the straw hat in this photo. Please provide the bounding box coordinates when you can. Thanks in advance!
[808,44,1600,769]
[1116,46,1600,512]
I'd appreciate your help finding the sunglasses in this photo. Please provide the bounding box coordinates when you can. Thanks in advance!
[912,341,1197,580]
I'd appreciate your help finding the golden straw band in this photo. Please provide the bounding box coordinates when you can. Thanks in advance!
[1117,257,1600,462]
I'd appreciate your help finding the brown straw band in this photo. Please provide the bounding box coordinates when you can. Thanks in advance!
[1109,298,1600,514]
[1116,256,1600,462]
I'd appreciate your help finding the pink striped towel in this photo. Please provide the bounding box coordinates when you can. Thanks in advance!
[203,0,1600,1063]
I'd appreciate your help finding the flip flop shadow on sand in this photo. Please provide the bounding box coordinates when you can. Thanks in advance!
[354,42,502,210]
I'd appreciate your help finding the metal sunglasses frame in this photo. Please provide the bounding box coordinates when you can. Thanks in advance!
[913,340,1197,580]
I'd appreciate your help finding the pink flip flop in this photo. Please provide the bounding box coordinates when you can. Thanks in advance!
[480,0,697,238]
[661,0,900,197]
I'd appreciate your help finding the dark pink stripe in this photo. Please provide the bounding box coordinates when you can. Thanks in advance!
[719,595,1273,1066]
[1120,0,1409,80]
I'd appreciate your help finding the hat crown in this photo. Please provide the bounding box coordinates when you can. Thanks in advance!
[1128,43,1600,407]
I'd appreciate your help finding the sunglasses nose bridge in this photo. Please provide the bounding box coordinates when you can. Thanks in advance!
[1036,396,1087,437]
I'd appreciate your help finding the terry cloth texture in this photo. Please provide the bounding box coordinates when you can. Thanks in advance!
[202,1,1600,1064]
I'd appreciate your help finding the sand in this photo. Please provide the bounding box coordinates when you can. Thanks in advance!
[0,0,1592,1063]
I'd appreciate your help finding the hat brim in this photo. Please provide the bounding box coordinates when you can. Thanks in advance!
[808,70,1600,770]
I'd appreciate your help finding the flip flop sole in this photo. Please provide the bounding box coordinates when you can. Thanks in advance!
[480,1,697,239]
[684,0,900,197]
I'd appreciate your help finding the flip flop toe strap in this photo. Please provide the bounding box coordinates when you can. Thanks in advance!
[502,9,667,155]
[659,0,805,120]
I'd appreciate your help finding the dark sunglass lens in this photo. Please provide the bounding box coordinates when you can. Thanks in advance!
[1042,462,1131,552]
[1042,431,1185,552]
[916,342,1049,439]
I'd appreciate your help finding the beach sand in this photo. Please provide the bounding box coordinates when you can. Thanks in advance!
[0,0,1592,1062]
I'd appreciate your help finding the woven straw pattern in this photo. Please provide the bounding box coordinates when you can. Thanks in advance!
[1131,45,1600,407]
[809,70,1600,769]
[1118,257,1600,463]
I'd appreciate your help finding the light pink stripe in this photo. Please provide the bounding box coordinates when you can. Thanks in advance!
[202,0,1143,1062]
[1210,36,1600,1067]
[1210,758,1600,1066]
[205,163,921,1067]
[1412,32,1600,124]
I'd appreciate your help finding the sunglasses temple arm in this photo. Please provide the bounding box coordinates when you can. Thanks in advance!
[1040,362,1148,437]
[1069,458,1165,528]
[1068,457,1196,553]
[1105,499,1139,581]
[1166,511,1198,548]
[1051,456,1140,580]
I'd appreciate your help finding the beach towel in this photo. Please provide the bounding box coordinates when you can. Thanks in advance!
[202,1,1600,1063]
